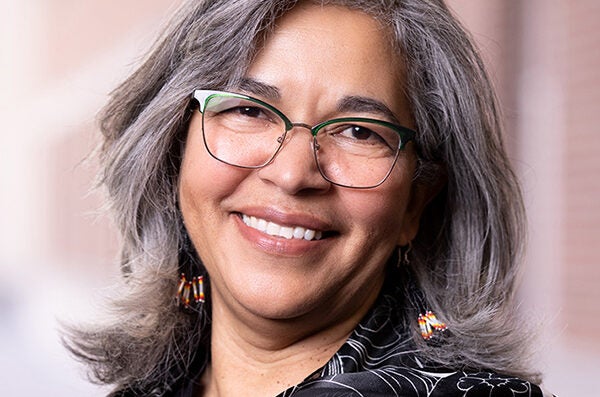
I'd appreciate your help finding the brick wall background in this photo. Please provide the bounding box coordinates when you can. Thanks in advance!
[1,1,598,395]
[561,0,600,343]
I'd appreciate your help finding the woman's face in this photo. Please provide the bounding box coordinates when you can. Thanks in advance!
[180,3,428,325]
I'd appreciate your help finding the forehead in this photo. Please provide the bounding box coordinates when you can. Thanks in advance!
[245,3,409,123]
[261,3,396,62]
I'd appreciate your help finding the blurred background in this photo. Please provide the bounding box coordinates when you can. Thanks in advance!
[0,0,598,395]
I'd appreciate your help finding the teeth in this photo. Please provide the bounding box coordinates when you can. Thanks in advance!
[304,229,316,240]
[242,214,323,241]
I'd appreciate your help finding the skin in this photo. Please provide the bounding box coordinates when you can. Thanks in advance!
[179,3,434,396]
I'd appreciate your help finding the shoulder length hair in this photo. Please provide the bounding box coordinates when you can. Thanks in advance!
[65,0,538,393]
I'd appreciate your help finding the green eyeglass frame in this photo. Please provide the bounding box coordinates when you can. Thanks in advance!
[192,89,417,188]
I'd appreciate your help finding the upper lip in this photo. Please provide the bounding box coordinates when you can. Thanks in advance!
[234,206,336,233]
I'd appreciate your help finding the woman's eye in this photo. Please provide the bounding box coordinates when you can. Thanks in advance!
[341,125,382,142]
[213,103,280,130]
[231,106,264,118]
[350,126,371,140]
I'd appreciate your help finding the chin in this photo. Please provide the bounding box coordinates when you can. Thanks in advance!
[233,281,323,321]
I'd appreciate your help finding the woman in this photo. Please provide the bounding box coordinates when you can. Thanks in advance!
[66,0,552,396]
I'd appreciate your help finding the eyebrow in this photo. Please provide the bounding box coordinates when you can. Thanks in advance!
[237,77,281,101]
[236,77,400,123]
[336,96,401,124]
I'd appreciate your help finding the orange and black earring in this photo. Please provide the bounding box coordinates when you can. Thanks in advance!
[177,273,205,308]
[418,310,447,340]
[400,244,448,340]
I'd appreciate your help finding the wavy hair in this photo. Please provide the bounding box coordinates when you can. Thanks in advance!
[65,0,538,394]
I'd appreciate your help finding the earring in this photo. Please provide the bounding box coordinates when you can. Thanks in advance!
[397,243,412,268]
[403,243,412,266]
[418,310,447,340]
[177,273,205,308]
[402,257,449,341]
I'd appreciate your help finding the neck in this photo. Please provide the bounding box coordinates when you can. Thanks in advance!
[201,280,382,396]
[203,322,347,396]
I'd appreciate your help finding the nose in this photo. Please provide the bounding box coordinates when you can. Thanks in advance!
[257,124,331,195]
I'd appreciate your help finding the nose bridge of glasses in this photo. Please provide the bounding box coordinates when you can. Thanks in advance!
[277,121,317,143]
[278,122,318,147]
[289,122,316,135]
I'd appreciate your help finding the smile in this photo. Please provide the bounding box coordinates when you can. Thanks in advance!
[241,214,324,241]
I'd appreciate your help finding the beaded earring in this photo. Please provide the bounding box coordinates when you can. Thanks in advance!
[399,244,448,341]
[177,273,205,308]
[418,311,447,340]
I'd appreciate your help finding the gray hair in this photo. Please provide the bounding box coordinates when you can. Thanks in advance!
[65,0,538,393]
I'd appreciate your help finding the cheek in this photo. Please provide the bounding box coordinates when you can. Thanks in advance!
[179,156,249,215]
[178,126,249,233]
[339,162,416,241]
[179,117,244,203]
[341,186,410,236]
[178,147,252,272]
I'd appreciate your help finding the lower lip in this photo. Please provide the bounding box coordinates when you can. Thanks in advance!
[234,215,329,257]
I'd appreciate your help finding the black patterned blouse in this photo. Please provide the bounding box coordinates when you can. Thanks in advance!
[274,282,552,396]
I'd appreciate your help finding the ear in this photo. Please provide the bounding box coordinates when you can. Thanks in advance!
[397,170,446,246]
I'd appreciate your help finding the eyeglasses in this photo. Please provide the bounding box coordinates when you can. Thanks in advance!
[192,90,416,189]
